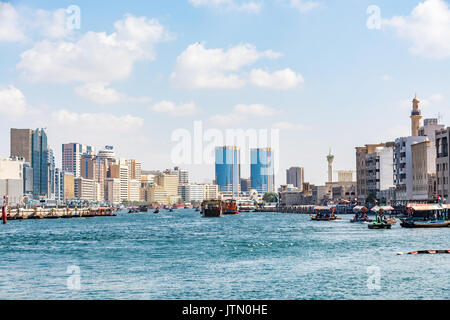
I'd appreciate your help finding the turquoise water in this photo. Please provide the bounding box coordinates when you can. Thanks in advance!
[0,210,449,300]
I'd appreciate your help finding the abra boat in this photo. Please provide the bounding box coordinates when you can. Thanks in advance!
[153,209,160,214]
[400,220,450,228]
[222,200,239,215]
[368,221,392,229]
[400,203,450,228]
[350,206,372,223]
[310,206,342,221]
[201,200,222,218]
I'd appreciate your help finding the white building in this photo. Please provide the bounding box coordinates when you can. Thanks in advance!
[365,146,395,199]
[0,157,24,205]
[128,179,140,202]
[412,140,436,201]
[204,184,219,201]
[74,178,97,202]
[394,136,429,201]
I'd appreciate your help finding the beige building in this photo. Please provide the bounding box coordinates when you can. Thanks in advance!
[154,172,179,197]
[74,178,98,202]
[436,128,450,203]
[337,170,354,183]
[412,140,436,200]
[64,173,75,201]
[0,157,24,205]
[203,184,219,200]
[148,185,170,204]
[10,129,33,163]
[356,142,394,202]
[104,178,121,205]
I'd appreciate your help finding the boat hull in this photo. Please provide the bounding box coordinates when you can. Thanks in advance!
[368,223,392,229]
[401,220,450,228]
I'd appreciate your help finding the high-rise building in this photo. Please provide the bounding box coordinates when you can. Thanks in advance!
[74,178,97,202]
[203,184,219,200]
[22,161,33,196]
[54,168,65,203]
[62,143,94,177]
[174,167,189,185]
[251,148,275,194]
[47,147,55,199]
[155,172,179,197]
[215,146,240,196]
[436,127,450,203]
[32,128,49,197]
[240,178,251,192]
[286,167,304,191]
[10,129,33,162]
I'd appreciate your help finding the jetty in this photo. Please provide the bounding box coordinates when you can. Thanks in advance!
[4,207,117,221]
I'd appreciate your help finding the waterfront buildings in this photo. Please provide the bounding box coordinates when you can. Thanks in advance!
[436,127,450,203]
[240,178,251,192]
[74,178,98,202]
[62,143,94,177]
[31,128,49,197]
[104,178,121,205]
[286,167,304,191]
[64,173,75,201]
[250,148,275,194]
[215,146,241,197]
[355,143,393,202]
[411,140,436,201]
[10,129,33,163]
[365,146,395,199]
[0,157,24,205]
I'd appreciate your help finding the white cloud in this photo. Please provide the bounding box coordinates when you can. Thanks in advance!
[171,43,301,89]
[383,0,450,59]
[210,103,277,125]
[50,109,144,134]
[250,68,304,89]
[0,85,27,118]
[74,82,152,105]
[17,14,171,83]
[150,101,199,116]
[272,121,307,131]
[0,2,25,42]
[33,8,73,39]
[289,0,321,13]
[189,0,262,13]
[75,82,123,104]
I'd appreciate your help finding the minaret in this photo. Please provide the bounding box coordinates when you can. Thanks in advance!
[327,149,335,183]
[411,94,422,136]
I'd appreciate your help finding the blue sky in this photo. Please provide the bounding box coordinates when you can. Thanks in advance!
[1,0,450,185]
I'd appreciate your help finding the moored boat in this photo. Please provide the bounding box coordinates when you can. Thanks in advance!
[400,203,450,228]
[400,220,450,228]
[201,200,222,218]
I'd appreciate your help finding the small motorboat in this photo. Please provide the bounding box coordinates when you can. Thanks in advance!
[368,221,392,229]
[169,208,174,212]
[154,209,160,214]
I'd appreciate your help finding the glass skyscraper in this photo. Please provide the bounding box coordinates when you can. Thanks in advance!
[215,146,241,196]
[32,128,49,197]
[251,148,275,194]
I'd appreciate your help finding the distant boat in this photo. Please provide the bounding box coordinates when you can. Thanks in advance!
[310,206,341,221]
[400,220,450,228]
[201,200,222,218]
[222,200,239,215]
[154,209,160,214]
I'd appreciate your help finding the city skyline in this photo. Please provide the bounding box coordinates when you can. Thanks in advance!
[1,0,450,186]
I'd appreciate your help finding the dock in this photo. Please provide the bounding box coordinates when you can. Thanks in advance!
[4,207,117,221]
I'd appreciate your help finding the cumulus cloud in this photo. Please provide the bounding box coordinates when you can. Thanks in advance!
[0,85,28,118]
[74,82,151,105]
[210,104,277,125]
[150,101,199,116]
[289,0,321,13]
[17,14,171,83]
[383,0,450,59]
[272,121,307,131]
[0,2,25,42]
[171,43,302,89]
[189,0,262,13]
[249,68,304,89]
